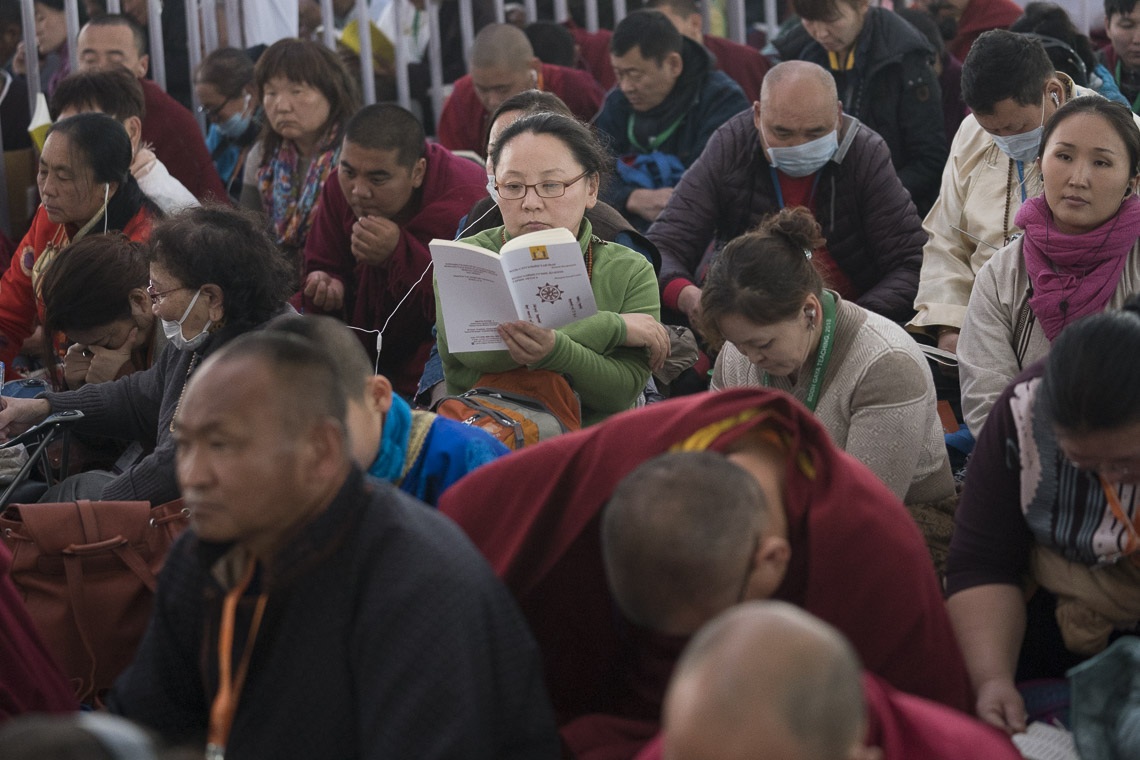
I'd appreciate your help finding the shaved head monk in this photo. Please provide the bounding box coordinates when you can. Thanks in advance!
[664,602,876,760]
[648,602,1020,760]
[435,23,605,156]
[603,452,789,635]
[437,388,972,759]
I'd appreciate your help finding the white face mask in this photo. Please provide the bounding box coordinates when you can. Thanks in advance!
[763,127,839,178]
[161,289,213,351]
[991,97,1046,164]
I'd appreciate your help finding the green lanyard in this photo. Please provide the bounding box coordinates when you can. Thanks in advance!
[762,291,837,413]
[626,111,686,153]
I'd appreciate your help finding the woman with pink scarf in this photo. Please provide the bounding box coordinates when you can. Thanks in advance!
[958,98,1140,434]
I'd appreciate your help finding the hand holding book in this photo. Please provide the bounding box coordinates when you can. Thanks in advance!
[498,321,556,364]
[431,228,599,353]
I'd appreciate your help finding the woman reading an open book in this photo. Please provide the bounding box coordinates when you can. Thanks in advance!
[434,112,667,426]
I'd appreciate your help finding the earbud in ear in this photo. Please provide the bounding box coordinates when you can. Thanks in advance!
[806,308,817,319]
[1125,186,1134,199]
[1050,91,1060,107]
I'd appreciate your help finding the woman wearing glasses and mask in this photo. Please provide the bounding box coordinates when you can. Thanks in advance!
[434,112,668,426]
[947,295,1140,736]
[194,48,262,204]
[0,206,293,505]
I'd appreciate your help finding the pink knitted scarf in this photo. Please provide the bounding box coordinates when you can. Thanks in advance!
[1016,194,1140,341]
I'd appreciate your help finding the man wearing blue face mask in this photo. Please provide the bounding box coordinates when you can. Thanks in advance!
[911,30,1140,355]
[650,60,924,327]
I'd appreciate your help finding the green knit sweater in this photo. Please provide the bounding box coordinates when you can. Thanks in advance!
[434,220,660,426]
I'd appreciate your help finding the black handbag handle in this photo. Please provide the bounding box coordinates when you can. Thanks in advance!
[0,410,86,509]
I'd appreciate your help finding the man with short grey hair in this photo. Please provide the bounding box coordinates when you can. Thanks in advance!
[107,329,558,759]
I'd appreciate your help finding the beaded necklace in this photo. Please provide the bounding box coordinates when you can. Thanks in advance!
[1002,160,1015,245]
[1002,158,1035,246]
[169,353,202,432]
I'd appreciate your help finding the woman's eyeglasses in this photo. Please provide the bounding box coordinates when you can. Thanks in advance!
[196,96,235,123]
[147,284,189,304]
[494,171,590,200]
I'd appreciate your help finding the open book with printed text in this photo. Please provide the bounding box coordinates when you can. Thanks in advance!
[431,227,598,353]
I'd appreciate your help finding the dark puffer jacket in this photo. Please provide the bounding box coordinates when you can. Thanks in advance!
[774,8,946,214]
[595,37,750,217]
[649,110,923,322]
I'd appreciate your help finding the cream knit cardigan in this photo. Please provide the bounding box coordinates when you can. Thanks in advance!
[712,294,954,504]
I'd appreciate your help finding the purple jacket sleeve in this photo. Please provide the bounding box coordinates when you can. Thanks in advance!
[648,118,737,289]
[846,128,922,321]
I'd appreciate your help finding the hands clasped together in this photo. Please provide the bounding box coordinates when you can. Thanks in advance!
[303,215,403,311]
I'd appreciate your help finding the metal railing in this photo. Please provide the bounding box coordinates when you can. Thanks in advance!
[5,0,774,237]
[16,0,770,126]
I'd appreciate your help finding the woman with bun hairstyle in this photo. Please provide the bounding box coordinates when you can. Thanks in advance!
[700,207,955,516]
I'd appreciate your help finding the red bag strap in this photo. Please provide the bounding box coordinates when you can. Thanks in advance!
[62,552,98,700]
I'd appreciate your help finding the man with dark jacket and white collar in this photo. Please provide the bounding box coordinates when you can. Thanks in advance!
[650,60,924,325]
[772,0,946,215]
[595,10,749,231]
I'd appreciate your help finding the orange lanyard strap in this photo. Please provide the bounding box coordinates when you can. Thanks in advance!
[1100,474,1140,555]
[206,558,269,758]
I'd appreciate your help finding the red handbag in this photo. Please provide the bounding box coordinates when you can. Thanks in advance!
[0,499,189,703]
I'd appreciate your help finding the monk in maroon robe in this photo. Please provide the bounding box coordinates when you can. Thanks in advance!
[636,601,1018,760]
[438,388,972,759]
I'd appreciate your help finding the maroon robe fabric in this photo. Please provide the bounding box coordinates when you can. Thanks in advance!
[301,141,487,396]
[863,673,1020,758]
[139,79,228,204]
[438,388,972,759]
[436,63,605,156]
[948,0,1024,63]
[0,543,77,720]
[566,21,617,90]
[704,35,770,104]
[634,673,1018,760]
